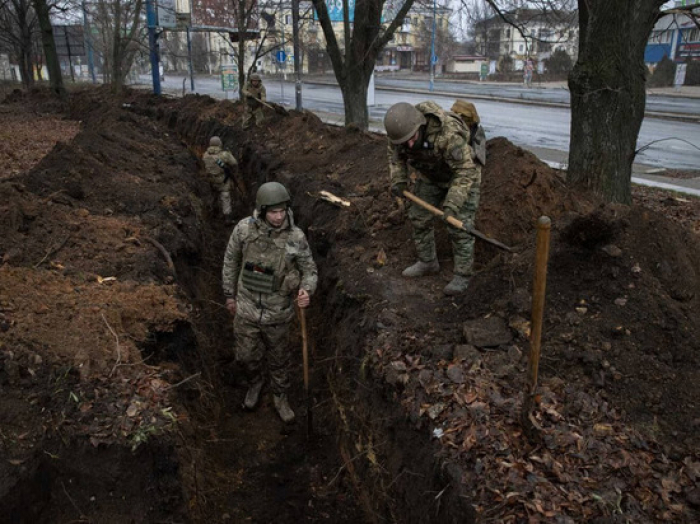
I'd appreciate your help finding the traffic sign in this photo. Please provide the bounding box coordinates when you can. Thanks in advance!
[431,55,439,65]
[276,50,287,63]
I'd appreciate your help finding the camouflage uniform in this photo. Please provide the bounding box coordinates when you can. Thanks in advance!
[242,78,267,128]
[222,208,317,396]
[388,101,483,277]
[202,143,238,218]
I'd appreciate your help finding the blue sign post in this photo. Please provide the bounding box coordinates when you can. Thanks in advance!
[276,50,287,63]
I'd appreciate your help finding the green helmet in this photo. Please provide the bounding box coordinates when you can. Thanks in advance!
[384,102,426,144]
[256,182,290,212]
[209,136,222,147]
[250,74,261,82]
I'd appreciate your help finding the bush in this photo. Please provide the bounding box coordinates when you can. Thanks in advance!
[545,49,573,75]
[685,60,700,86]
[648,55,676,87]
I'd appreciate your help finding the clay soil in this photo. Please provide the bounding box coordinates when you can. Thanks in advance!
[1,86,700,523]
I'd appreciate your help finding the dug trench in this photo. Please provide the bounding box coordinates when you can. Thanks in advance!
[1,87,700,522]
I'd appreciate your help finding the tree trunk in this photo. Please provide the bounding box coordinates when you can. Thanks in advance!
[341,71,370,128]
[567,0,663,204]
[32,0,65,97]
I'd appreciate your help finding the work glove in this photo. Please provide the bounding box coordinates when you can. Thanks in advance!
[391,182,407,198]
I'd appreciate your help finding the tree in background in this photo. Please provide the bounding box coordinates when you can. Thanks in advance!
[543,47,571,75]
[463,0,697,204]
[648,54,675,87]
[312,0,417,128]
[0,0,39,87]
[33,0,65,96]
[90,0,144,91]
[227,0,286,98]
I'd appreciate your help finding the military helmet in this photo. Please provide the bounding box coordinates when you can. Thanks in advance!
[256,182,290,212]
[250,73,261,82]
[384,102,426,145]
[209,136,222,147]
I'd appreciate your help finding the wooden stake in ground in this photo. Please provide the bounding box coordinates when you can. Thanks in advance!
[298,306,313,438]
[521,216,552,440]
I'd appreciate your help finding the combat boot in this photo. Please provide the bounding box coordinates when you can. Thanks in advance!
[444,275,470,296]
[402,259,440,278]
[243,379,264,410]
[273,394,295,423]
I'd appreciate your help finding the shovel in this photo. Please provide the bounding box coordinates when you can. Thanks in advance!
[297,306,313,438]
[247,93,289,116]
[401,190,515,252]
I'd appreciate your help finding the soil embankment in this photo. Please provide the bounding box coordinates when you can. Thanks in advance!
[1,86,700,522]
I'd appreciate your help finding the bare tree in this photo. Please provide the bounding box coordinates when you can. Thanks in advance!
[312,0,418,129]
[0,0,39,88]
[462,0,697,204]
[223,0,285,97]
[33,0,66,95]
[89,0,145,91]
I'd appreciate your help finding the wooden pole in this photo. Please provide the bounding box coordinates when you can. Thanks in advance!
[522,216,551,439]
[298,307,312,437]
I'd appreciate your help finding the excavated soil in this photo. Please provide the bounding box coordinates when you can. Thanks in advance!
[1,86,700,523]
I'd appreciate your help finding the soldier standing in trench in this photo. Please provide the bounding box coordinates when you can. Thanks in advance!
[202,136,238,225]
[384,100,486,295]
[242,73,267,129]
[222,182,317,423]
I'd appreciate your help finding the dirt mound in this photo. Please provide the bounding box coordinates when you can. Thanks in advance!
[2,87,700,523]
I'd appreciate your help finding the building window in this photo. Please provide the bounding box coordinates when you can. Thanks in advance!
[519,44,523,52]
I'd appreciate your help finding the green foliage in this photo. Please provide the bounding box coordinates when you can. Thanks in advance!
[648,55,676,87]
[545,49,573,75]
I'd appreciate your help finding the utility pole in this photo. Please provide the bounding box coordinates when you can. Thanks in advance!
[186,26,195,92]
[292,0,302,110]
[145,0,161,95]
[429,0,436,92]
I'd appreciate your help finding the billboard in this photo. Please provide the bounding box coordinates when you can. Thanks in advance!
[314,0,406,24]
[191,0,244,30]
[157,0,177,28]
[53,25,85,57]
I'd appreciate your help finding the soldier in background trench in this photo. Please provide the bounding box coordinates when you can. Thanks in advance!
[202,136,238,225]
[384,100,486,296]
[222,182,317,423]
[242,74,267,129]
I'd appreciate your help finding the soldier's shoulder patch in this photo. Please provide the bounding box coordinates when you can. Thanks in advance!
[450,146,464,161]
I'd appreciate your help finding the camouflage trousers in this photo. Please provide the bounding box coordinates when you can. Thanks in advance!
[233,315,291,395]
[242,105,264,128]
[211,180,233,216]
[408,176,481,277]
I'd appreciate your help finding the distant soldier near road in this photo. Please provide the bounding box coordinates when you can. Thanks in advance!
[385,100,486,295]
[202,136,238,224]
[222,182,317,423]
[242,73,267,129]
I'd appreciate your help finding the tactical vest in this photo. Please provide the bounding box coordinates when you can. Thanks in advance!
[240,228,287,294]
[400,113,467,183]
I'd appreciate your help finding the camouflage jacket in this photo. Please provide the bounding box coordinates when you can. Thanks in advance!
[222,209,317,325]
[202,145,238,190]
[387,101,481,215]
[243,82,266,107]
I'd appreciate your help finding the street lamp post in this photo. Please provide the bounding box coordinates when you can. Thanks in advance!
[429,0,436,92]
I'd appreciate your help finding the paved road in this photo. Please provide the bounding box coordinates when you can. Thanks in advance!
[374,77,700,118]
[142,73,700,179]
